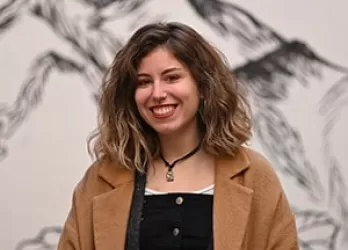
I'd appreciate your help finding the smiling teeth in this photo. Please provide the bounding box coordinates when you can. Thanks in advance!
[153,106,175,115]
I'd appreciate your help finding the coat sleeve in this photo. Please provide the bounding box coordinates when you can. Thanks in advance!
[57,191,81,250]
[267,190,300,250]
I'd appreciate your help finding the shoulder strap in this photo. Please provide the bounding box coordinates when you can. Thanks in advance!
[125,170,146,250]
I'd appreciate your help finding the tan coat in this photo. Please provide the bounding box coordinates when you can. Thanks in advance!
[58,147,299,250]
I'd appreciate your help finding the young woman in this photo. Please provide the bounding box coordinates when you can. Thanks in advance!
[58,22,299,250]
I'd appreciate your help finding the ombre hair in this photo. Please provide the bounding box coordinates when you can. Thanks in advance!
[88,22,252,171]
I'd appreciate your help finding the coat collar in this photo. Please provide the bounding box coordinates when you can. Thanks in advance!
[93,147,253,250]
[97,160,134,187]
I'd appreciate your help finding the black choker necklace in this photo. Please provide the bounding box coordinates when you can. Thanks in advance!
[159,142,201,182]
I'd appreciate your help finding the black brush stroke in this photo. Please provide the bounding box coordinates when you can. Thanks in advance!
[253,102,323,201]
[81,0,142,10]
[187,0,285,42]
[0,51,83,162]
[0,0,126,162]
[0,13,16,32]
[319,76,348,242]
[235,41,348,95]
[29,0,120,72]
[293,208,341,250]
[85,0,145,29]
[15,226,62,250]
[0,0,27,36]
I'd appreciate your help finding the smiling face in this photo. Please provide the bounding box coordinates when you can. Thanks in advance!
[134,47,200,136]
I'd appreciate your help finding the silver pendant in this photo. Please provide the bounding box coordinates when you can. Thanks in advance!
[166,168,174,182]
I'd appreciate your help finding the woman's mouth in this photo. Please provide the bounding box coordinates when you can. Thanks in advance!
[151,104,177,119]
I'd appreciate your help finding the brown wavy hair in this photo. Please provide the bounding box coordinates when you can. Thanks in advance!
[88,22,252,171]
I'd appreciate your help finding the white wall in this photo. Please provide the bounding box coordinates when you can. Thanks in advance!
[0,0,347,249]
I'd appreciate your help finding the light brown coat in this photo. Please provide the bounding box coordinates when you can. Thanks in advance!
[58,147,299,250]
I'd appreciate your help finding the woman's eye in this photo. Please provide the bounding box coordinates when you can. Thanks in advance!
[138,79,151,87]
[165,74,180,82]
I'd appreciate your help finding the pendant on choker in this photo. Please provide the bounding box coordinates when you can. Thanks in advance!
[160,142,202,182]
[166,168,174,182]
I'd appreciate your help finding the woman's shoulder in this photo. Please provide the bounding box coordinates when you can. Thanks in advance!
[72,158,133,201]
[240,146,284,192]
[236,147,292,214]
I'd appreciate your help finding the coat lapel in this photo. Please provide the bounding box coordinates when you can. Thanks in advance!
[93,162,135,250]
[213,148,254,250]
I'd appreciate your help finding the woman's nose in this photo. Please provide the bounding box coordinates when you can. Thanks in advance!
[152,82,167,102]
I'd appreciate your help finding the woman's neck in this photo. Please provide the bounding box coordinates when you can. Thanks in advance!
[158,125,201,163]
[148,125,214,193]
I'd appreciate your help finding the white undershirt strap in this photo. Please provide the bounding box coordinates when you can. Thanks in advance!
[145,184,214,196]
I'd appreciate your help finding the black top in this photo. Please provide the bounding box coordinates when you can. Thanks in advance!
[139,193,213,250]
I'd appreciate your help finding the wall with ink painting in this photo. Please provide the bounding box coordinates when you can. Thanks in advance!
[1,0,347,249]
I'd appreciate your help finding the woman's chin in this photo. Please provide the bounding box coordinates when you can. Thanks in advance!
[151,124,180,136]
